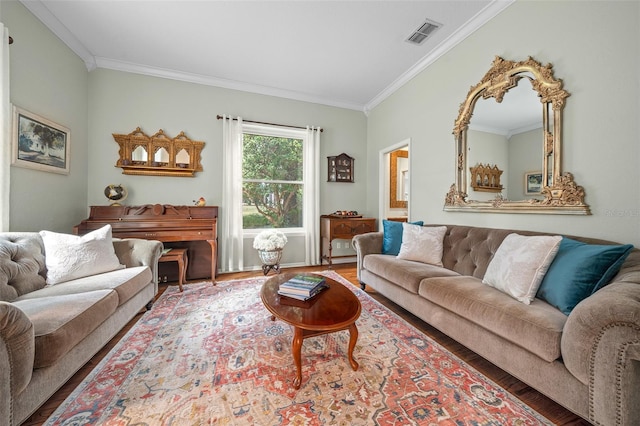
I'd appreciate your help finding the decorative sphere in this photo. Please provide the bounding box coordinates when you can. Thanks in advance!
[104,184,128,206]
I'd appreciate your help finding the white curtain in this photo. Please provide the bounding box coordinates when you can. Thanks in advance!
[304,126,321,265]
[0,25,10,232]
[219,115,244,272]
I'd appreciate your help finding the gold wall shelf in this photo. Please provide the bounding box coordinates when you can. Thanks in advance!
[113,127,205,177]
[469,163,503,193]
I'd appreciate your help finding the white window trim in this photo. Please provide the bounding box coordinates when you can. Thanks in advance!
[241,123,307,235]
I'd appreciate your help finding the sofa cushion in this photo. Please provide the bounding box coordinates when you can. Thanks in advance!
[382,220,424,255]
[397,224,447,266]
[40,225,124,285]
[419,275,567,362]
[363,254,459,294]
[439,226,514,278]
[537,237,634,314]
[482,234,562,304]
[0,233,47,302]
[15,266,152,307]
[13,289,118,368]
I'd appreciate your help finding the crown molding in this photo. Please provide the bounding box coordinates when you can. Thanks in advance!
[21,0,513,114]
[94,57,364,111]
[469,122,542,138]
[20,0,363,111]
[363,0,515,115]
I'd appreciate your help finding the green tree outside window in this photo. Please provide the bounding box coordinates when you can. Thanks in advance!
[242,133,303,229]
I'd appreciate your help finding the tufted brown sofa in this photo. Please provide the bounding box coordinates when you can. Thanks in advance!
[0,232,163,426]
[353,224,640,426]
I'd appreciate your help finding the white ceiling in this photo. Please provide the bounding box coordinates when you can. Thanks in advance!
[20,0,514,112]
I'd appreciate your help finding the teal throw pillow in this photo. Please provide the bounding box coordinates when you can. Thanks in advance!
[382,220,424,255]
[536,237,634,315]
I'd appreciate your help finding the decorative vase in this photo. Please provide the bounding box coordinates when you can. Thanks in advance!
[258,248,283,275]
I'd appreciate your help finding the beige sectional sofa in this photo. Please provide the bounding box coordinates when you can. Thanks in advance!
[0,230,163,426]
[353,224,640,426]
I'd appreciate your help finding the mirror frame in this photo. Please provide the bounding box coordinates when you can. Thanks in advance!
[390,149,408,208]
[113,127,204,177]
[444,56,590,215]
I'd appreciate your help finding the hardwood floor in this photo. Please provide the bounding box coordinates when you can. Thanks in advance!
[23,263,590,425]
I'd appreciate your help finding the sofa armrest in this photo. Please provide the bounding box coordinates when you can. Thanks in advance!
[112,238,164,291]
[562,278,640,426]
[352,232,383,282]
[0,302,35,423]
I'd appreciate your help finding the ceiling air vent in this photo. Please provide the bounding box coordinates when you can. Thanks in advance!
[406,19,441,45]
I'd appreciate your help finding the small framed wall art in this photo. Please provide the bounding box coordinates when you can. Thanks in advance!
[12,106,70,174]
[525,171,543,195]
[327,153,354,183]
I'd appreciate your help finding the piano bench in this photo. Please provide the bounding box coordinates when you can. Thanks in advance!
[159,248,188,291]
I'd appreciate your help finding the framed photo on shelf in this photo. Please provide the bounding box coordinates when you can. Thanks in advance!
[12,106,70,175]
[327,153,354,183]
[525,171,543,195]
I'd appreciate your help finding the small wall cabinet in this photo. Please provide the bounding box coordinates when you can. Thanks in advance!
[327,153,354,183]
[113,127,205,177]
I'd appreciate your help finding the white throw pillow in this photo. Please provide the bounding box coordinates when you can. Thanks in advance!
[40,225,124,285]
[396,224,447,266]
[482,233,562,304]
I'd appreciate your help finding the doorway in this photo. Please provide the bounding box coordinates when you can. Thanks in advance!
[379,139,410,225]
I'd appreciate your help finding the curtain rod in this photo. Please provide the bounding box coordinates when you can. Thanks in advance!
[216,115,323,132]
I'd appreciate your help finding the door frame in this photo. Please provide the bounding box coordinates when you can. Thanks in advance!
[378,139,411,228]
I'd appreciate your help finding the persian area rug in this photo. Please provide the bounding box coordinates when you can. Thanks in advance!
[45,271,552,425]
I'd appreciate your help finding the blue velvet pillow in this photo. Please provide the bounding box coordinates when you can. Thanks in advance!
[382,220,424,255]
[536,237,634,315]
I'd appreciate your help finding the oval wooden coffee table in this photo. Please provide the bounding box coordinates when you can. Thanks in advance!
[260,273,361,389]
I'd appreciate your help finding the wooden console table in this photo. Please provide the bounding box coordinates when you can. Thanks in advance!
[74,204,218,282]
[320,215,376,268]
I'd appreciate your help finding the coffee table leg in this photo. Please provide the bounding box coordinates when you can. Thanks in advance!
[347,323,359,371]
[292,327,303,389]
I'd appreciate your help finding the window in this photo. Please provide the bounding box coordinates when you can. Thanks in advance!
[220,115,321,272]
[242,124,306,230]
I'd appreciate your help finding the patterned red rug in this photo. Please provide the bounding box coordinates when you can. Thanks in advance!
[45,271,552,425]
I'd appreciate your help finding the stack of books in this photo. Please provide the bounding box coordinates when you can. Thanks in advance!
[278,274,328,301]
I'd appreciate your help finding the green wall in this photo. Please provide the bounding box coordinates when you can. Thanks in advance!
[87,69,367,210]
[87,69,367,266]
[3,2,367,269]
[3,1,89,232]
[4,0,640,261]
[367,0,640,246]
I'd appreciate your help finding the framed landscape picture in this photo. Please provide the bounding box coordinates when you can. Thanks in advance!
[525,171,543,195]
[12,106,70,174]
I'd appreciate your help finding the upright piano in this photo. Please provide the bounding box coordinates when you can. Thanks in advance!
[74,204,218,281]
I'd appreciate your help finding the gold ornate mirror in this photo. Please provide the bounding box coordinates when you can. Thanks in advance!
[390,149,408,208]
[444,56,590,214]
[113,128,205,177]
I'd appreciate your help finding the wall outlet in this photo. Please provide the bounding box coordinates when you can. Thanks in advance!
[332,240,354,254]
